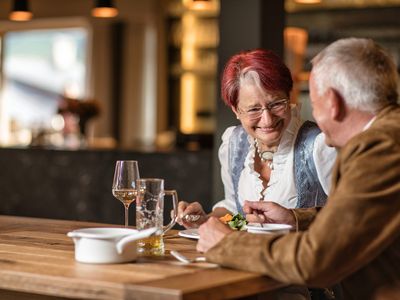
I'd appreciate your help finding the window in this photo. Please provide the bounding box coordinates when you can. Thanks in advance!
[0,25,89,146]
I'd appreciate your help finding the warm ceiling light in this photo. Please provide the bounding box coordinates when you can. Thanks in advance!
[190,0,213,11]
[294,0,321,3]
[92,0,118,18]
[9,0,33,21]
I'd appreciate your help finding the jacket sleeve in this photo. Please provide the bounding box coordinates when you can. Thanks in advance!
[206,130,400,287]
[292,208,318,231]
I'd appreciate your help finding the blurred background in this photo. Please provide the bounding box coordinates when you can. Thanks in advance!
[0,0,399,224]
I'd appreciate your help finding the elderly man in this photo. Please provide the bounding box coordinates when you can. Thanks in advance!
[197,38,400,299]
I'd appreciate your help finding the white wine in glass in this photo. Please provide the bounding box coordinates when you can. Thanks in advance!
[112,160,140,227]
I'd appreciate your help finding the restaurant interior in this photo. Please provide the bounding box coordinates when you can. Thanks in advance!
[0,0,399,225]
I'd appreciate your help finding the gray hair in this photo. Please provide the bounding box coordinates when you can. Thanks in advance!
[240,69,262,89]
[311,38,399,113]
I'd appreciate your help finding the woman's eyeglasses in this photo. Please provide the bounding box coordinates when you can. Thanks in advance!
[238,99,289,120]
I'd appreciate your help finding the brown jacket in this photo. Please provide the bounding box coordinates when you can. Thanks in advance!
[206,105,400,299]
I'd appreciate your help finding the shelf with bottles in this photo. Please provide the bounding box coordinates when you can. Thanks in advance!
[169,48,217,77]
[168,16,218,49]
[165,0,220,146]
[167,15,218,74]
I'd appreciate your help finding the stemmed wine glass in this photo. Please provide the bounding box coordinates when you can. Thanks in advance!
[112,160,140,227]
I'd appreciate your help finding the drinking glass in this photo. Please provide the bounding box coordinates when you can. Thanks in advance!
[136,178,178,256]
[112,160,140,227]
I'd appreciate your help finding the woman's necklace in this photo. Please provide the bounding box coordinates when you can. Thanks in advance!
[255,139,277,169]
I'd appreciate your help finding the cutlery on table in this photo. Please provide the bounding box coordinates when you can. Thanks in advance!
[170,250,206,264]
[176,214,201,223]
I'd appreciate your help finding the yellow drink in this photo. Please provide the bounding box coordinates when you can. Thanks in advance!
[137,235,164,256]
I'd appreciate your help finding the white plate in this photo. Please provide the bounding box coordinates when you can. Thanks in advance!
[246,223,292,234]
[178,228,200,240]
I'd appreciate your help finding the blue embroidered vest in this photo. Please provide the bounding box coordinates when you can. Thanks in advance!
[228,121,327,215]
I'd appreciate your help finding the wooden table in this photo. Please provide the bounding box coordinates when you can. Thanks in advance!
[0,215,285,300]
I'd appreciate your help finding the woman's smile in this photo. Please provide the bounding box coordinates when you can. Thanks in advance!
[254,118,284,134]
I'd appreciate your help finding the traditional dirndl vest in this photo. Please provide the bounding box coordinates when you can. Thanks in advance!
[228,121,327,215]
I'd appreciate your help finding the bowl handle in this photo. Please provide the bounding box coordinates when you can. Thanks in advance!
[67,231,82,244]
[116,227,158,254]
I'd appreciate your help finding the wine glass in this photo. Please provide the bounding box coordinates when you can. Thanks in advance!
[112,160,140,227]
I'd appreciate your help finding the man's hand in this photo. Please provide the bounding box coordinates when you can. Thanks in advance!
[243,200,296,227]
[196,217,232,253]
[176,201,207,229]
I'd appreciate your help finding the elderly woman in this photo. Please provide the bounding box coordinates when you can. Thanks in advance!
[177,49,336,228]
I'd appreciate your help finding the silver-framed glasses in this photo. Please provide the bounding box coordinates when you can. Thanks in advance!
[239,99,289,120]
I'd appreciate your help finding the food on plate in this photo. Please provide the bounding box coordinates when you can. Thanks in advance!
[219,213,247,231]
[219,213,233,224]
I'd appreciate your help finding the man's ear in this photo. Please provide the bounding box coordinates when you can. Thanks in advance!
[329,88,346,121]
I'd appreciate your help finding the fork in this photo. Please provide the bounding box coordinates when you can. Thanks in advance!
[170,250,206,264]
[183,214,201,222]
[175,214,201,224]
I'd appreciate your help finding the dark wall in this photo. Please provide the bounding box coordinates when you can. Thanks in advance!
[0,148,212,226]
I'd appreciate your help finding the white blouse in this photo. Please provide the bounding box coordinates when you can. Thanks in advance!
[213,107,337,213]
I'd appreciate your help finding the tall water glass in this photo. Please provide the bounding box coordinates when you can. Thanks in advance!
[112,160,140,227]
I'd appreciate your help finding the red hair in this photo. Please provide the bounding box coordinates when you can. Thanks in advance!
[221,49,293,108]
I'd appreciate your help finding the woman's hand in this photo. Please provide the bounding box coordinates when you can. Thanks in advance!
[243,200,296,227]
[176,201,208,229]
